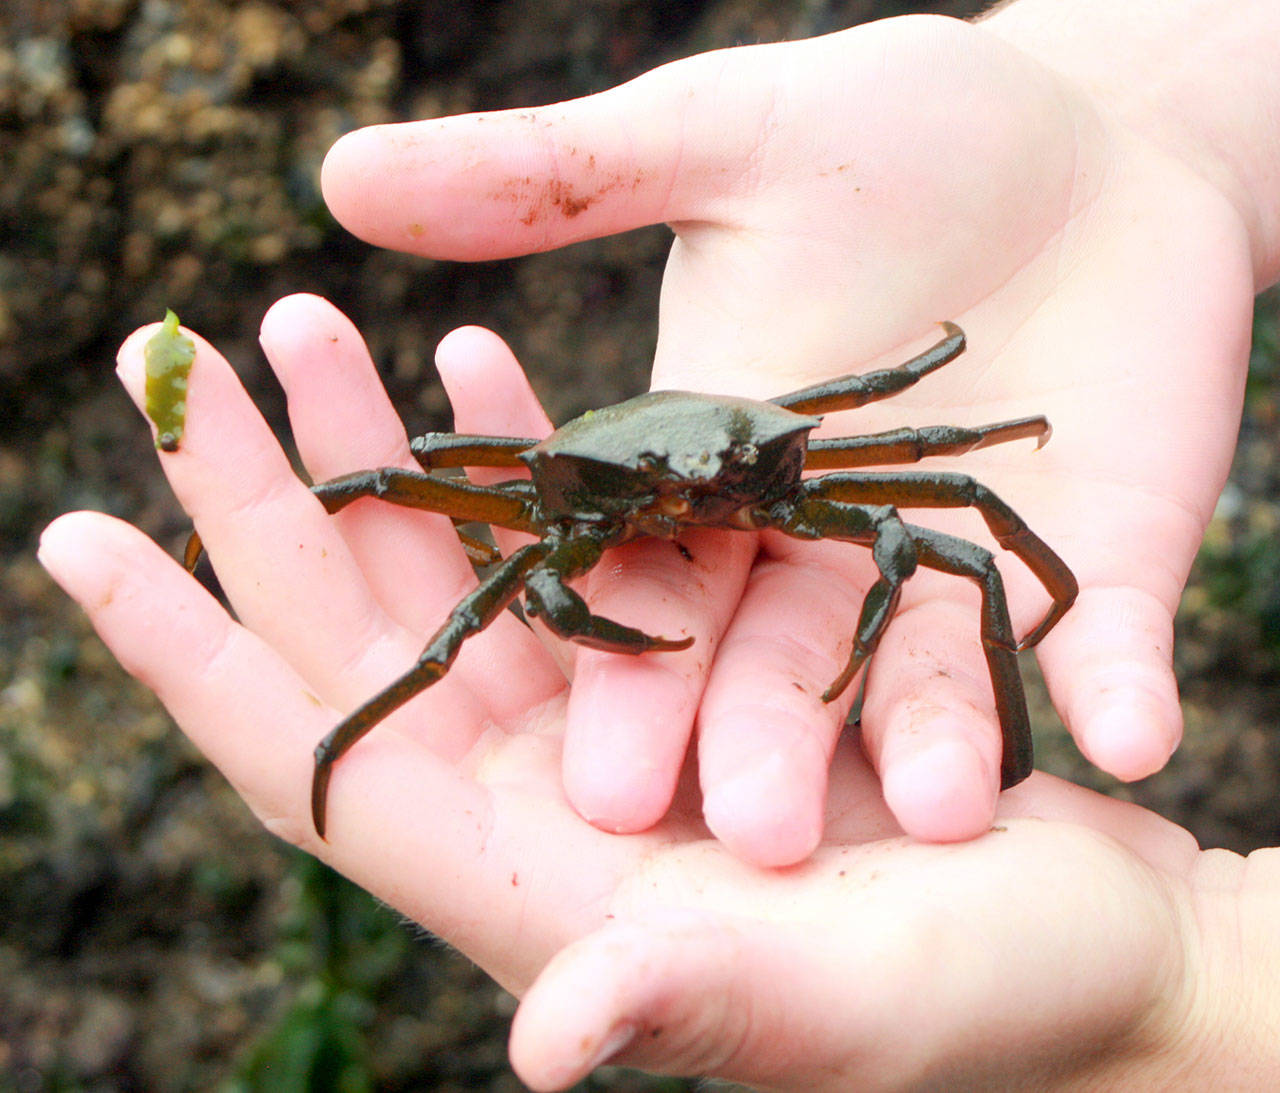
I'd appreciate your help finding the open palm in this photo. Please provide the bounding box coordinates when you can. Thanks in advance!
[318,15,1255,857]
[42,294,1235,1089]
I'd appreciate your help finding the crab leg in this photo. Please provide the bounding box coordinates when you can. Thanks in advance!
[804,416,1049,471]
[522,532,695,654]
[310,466,539,533]
[798,471,1077,649]
[769,499,920,701]
[311,539,552,838]
[770,322,965,416]
[409,432,537,469]
[906,524,1032,789]
[766,495,1031,789]
[185,470,538,573]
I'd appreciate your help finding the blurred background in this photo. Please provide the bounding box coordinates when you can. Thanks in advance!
[2,0,1279,1089]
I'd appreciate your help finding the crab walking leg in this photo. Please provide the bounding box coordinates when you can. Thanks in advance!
[905,525,1033,790]
[184,466,536,572]
[311,539,551,839]
[402,436,543,560]
[766,490,1033,788]
[410,432,537,469]
[804,416,1050,471]
[770,322,965,416]
[523,532,695,654]
[765,498,919,700]
[311,466,539,532]
[802,471,1077,648]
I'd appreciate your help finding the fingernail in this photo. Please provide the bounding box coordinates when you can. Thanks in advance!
[585,1021,639,1072]
[701,749,825,866]
[1082,700,1178,781]
[702,751,786,831]
[882,737,996,842]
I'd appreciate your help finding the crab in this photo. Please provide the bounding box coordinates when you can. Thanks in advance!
[303,322,1077,837]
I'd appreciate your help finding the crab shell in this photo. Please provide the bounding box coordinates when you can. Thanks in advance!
[520,390,821,527]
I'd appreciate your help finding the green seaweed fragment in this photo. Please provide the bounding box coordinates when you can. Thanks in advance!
[144,309,196,452]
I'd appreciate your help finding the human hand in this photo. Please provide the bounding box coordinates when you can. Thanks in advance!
[38,300,1276,1086]
[318,13,1261,857]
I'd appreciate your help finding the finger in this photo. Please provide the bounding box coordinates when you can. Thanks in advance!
[319,23,1087,399]
[115,320,424,714]
[429,324,583,685]
[1034,585,1182,780]
[39,511,334,833]
[560,530,757,834]
[431,324,552,522]
[260,294,478,632]
[319,45,777,260]
[260,298,563,725]
[858,583,1006,843]
[510,910,812,1091]
[696,543,873,867]
[436,327,764,834]
[510,822,1185,1092]
[36,512,589,969]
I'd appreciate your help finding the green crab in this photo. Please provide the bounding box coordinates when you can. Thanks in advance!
[301,322,1077,837]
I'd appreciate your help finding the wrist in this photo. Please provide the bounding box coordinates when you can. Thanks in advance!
[1052,847,1280,1091]
[981,0,1280,288]
[1118,846,1280,1091]
[1187,847,1280,1086]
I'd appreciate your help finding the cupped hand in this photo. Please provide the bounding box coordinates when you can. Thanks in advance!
[318,14,1257,858]
[40,295,1247,1089]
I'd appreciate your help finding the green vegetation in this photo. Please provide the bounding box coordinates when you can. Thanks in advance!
[144,310,196,452]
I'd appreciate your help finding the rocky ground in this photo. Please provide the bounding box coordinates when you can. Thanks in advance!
[3,1,1279,1089]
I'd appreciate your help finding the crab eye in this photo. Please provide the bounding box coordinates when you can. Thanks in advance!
[735,443,759,465]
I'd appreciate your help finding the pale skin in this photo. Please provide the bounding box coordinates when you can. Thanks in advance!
[317,7,1271,860]
[38,299,1280,1089]
[38,1,1280,1088]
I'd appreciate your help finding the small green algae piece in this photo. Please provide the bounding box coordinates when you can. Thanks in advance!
[144,309,195,452]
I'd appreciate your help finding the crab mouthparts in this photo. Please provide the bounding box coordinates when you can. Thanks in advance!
[656,494,693,518]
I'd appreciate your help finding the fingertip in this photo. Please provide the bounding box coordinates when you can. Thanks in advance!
[39,510,171,591]
[510,911,741,1090]
[116,316,194,393]
[561,662,689,834]
[319,124,395,241]
[1075,697,1180,782]
[322,122,486,256]
[434,323,506,364]
[38,508,82,556]
[880,736,998,843]
[115,315,215,438]
[434,325,553,441]
[37,510,105,585]
[258,292,342,348]
[257,295,394,442]
[433,324,517,388]
[563,760,673,835]
[114,323,157,381]
[1035,586,1182,783]
[509,926,648,1091]
[701,740,826,867]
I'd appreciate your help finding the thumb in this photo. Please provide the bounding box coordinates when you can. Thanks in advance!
[319,46,774,261]
[508,823,1188,1091]
[508,909,856,1091]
